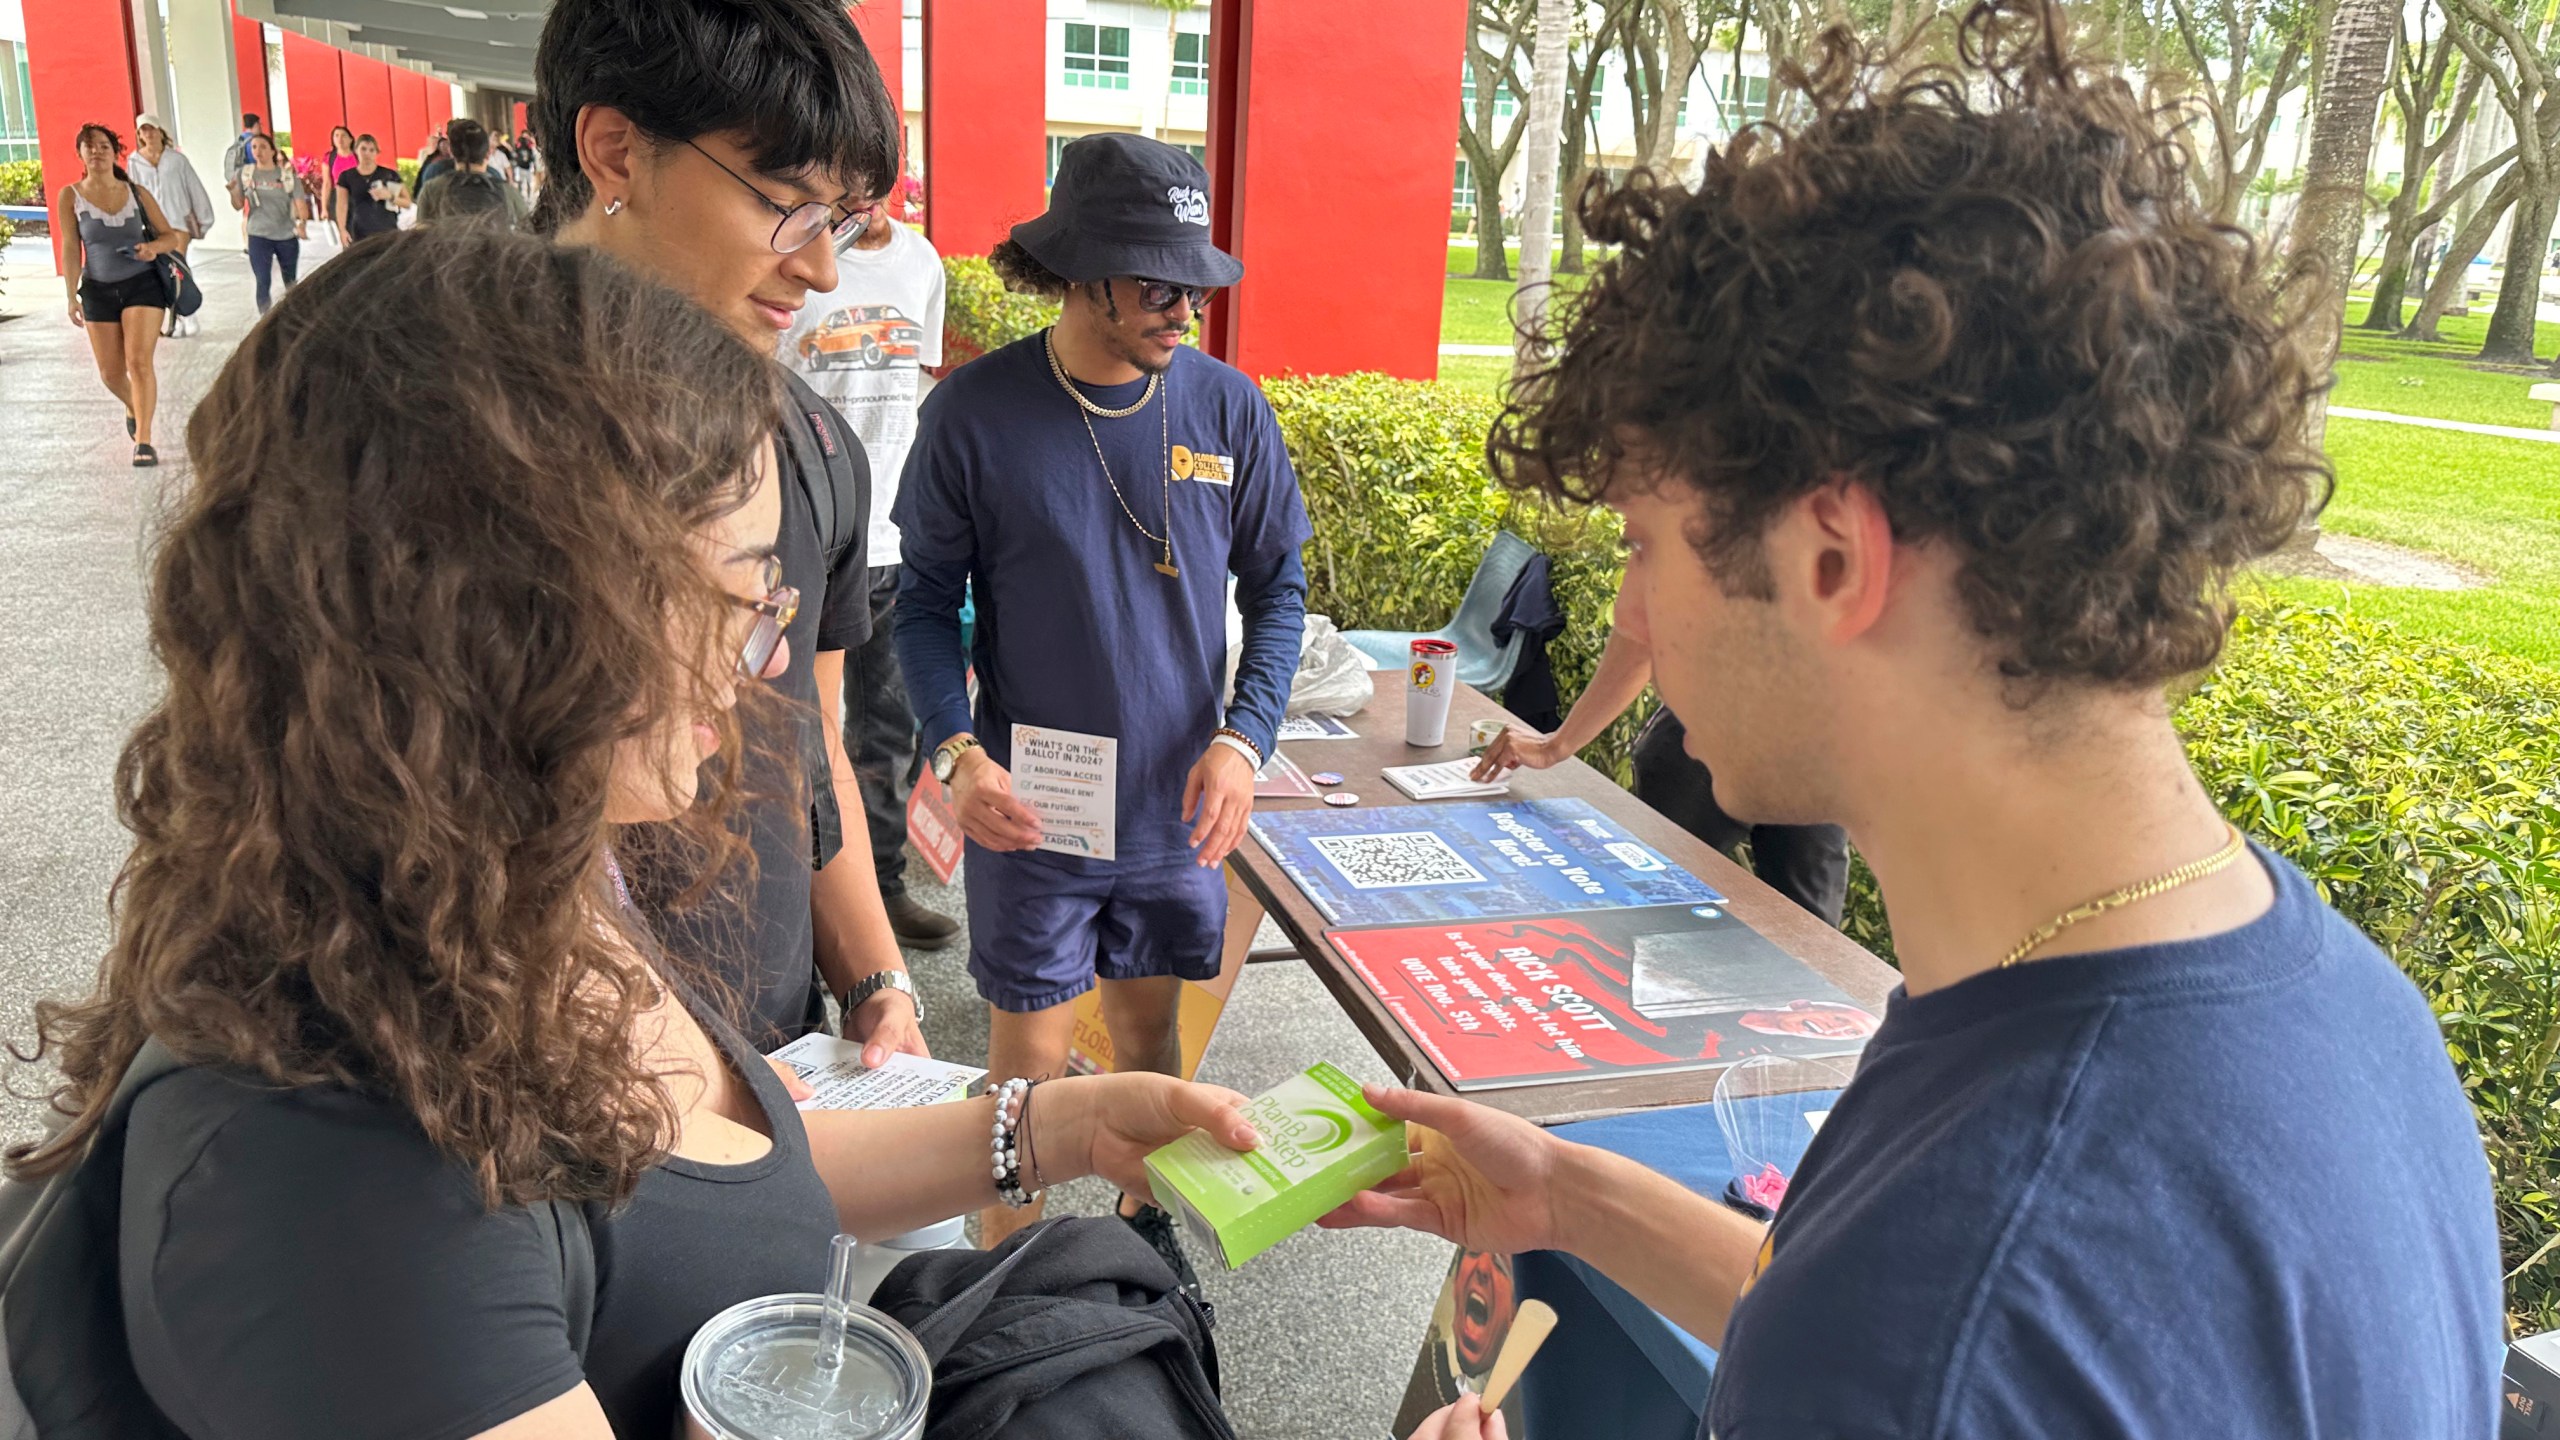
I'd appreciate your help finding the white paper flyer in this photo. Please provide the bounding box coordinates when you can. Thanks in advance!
[768,1033,986,1112]
[1011,724,1118,861]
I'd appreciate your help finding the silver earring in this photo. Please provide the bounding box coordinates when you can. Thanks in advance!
[602,197,624,216]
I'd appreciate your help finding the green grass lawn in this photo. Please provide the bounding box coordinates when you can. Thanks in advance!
[2331,311,2560,430]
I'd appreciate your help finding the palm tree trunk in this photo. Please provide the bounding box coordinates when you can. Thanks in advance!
[2480,187,2558,363]
[2402,170,2520,341]
[1514,0,1572,366]
[2284,0,2399,455]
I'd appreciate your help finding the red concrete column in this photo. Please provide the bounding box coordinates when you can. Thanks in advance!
[1203,0,1464,379]
[231,8,270,135]
[511,100,528,137]
[280,30,345,160]
[390,65,428,155]
[922,0,1044,258]
[425,79,452,132]
[22,0,143,272]
[849,0,902,131]
[342,53,395,151]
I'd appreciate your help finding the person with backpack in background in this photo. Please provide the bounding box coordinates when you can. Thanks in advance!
[417,119,527,230]
[531,0,930,1064]
[0,225,1260,1440]
[220,110,263,201]
[236,132,309,311]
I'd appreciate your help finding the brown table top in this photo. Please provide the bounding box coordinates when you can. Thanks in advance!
[1234,683,1900,1126]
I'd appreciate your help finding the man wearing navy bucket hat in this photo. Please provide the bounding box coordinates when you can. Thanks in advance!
[893,134,1311,1280]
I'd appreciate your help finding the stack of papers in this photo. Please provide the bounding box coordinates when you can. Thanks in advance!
[1380,760,1512,801]
[768,1033,986,1112]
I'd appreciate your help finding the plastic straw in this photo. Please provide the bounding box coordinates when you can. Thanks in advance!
[814,1232,860,1372]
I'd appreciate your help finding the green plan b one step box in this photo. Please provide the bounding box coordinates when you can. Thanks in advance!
[1143,1063,1409,1270]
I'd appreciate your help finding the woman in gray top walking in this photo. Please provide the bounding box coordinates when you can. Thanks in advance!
[53,122,184,467]
[235,133,308,313]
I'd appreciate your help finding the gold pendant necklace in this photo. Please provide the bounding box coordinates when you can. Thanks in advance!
[1999,824,2248,968]
[1045,328,1177,578]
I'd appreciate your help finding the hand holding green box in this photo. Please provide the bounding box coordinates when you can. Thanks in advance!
[1143,1063,1409,1271]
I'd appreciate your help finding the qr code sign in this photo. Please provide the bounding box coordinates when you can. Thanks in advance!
[1310,831,1487,891]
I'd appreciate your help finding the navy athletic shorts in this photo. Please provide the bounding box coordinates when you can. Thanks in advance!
[963,844,1227,1012]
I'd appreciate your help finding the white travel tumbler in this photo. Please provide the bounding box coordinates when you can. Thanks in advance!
[1405,638,1458,747]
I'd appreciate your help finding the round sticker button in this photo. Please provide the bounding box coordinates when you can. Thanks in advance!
[1311,772,1345,787]
[1323,792,1361,807]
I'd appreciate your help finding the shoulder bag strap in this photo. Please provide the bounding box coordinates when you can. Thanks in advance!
[903,1218,1059,1364]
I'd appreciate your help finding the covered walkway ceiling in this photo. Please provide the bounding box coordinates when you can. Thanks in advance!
[236,0,541,92]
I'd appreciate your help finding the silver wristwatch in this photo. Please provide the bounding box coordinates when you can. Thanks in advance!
[842,967,923,1024]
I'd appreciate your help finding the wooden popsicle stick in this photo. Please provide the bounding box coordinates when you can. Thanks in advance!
[1477,1299,1559,1415]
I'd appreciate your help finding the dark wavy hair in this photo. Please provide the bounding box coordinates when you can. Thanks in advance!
[1496,0,2330,688]
[9,228,783,1207]
[527,0,901,233]
[990,238,1072,299]
[72,122,130,182]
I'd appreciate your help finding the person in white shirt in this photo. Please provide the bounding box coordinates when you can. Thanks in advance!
[129,115,215,337]
[781,211,957,950]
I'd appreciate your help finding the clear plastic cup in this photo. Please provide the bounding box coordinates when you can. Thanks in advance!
[1406,638,1459,747]
[1712,1053,1859,1216]
[680,1292,931,1440]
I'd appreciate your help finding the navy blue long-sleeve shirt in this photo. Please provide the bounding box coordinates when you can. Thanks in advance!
[894,336,1310,864]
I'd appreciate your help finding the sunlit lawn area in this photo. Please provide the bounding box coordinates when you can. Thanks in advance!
[1432,295,2560,672]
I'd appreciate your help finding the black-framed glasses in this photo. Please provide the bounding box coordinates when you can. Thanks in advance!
[1132,278,1218,313]
[733,555,799,678]
[684,139,870,254]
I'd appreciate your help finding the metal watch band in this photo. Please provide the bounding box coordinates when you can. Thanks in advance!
[842,967,923,1025]
[931,734,980,784]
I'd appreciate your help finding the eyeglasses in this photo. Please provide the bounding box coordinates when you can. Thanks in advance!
[685,139,870,255]
[1131,278,1218,313]
[732,555,800,678]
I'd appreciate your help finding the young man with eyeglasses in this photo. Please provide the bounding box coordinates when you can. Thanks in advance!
[531,0,932,1064]
[895,134,1311,1272]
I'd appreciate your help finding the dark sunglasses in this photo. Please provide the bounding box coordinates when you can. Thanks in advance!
[685,139,871,255]
[733,555,799,678]
[1131,278,1218,313]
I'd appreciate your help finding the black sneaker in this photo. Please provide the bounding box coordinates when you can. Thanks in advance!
[883,892,960,949]
[1122,1202,1208,1315]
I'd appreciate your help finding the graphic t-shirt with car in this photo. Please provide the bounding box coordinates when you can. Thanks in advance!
[784,218,946,568]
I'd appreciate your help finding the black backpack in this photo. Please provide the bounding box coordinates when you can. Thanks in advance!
[870,1217,1234,1440]
[436,169,513,225]
[775,368,863,576]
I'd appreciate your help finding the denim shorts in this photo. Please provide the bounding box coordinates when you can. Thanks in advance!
[963,845,1227,1012]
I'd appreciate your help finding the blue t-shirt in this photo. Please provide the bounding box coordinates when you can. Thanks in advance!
[1707,846,2501,1439]
[893,335,1311,864]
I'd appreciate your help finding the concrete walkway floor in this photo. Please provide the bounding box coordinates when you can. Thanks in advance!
[0,237,1452,1439]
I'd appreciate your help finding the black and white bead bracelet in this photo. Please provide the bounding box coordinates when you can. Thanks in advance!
[989,1076,1040,1209]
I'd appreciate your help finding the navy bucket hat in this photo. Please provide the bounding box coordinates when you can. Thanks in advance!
[1009,132,1244,289]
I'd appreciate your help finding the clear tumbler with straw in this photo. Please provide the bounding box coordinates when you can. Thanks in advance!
[680,1233,934,1440]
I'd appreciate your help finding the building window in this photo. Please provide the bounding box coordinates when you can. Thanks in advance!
[1716,74,1768,128]
[1047,133,1067,184]
[1171,31,1208,96]
[1182,143,1207,164]
[0,41,39,166]
[1064,23,1131,90]
[1460,69,1516,123]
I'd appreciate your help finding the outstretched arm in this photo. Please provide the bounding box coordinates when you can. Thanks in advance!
[1475,586,1654,778]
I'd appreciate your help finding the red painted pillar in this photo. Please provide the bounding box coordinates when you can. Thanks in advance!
[850,0,902,129]
[391,65,428,155]
[22,0,143,272]
[343,53,396,151]
[280,30,345,160]
[1204,0,1464,379]
[922,0,1044,258]
[425,79,452,132]
[511,100,528,137]
[231,7,270,134]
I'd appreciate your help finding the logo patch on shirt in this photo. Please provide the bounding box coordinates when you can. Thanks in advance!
[1170,445,1233,485]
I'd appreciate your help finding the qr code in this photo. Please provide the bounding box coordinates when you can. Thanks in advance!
[1310,831,1487,890]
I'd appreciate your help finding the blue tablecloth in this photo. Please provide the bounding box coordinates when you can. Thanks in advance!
[1511,1092,1839,1439]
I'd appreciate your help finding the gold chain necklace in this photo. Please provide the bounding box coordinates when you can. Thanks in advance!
[1999,824,2248,968]
[1044,328,1178,578]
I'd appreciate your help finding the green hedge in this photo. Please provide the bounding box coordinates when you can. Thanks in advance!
[942,254,1060,364]
[1265,370,2560,1332]
[0,159,44,207]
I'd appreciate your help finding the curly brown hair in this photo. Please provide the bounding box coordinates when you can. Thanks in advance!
[1495,0,2330,688]
[9,227,782,1207]
[989,238,1073,299]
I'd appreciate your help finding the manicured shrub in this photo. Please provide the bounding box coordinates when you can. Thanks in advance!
[940,254,1059,365]
[0,159,42,207]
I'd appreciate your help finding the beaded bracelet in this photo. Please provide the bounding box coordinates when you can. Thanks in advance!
[989,1077,1039,1209]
